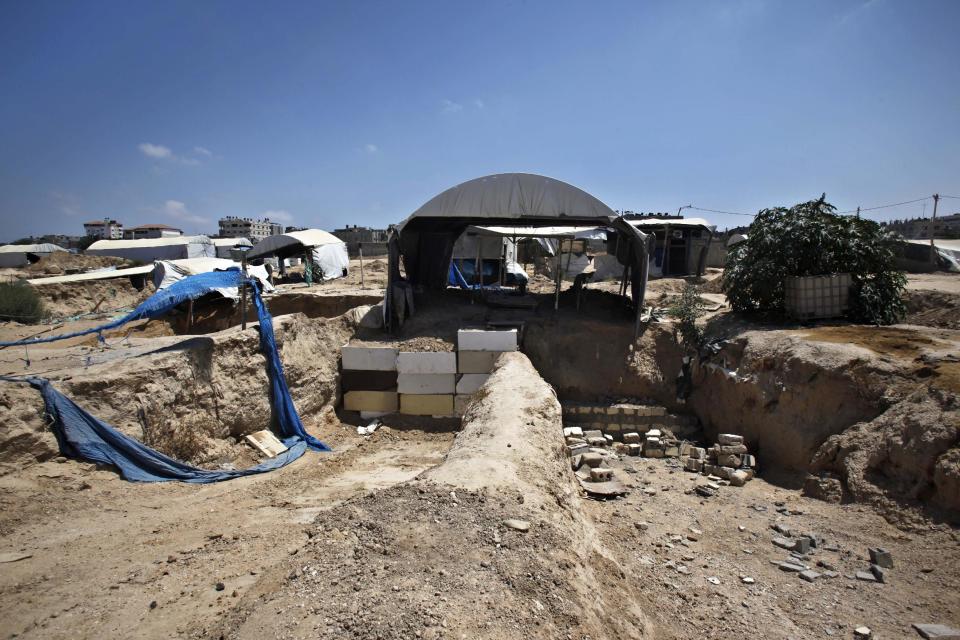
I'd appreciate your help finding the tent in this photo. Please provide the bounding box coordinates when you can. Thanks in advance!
[246,229,349,281]
[627,217,716,277]
[153,257,275,297]
[87,236,215,262]
[387,173,651,332]
[0,243,68,268]
[212,237,253,259]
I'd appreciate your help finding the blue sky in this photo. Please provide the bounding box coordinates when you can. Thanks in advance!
[1,0,958,241]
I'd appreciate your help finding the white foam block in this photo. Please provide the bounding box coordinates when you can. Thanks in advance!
[397,373,456,394]
[455,373,489,395]
[396,351,457,374]
[341,345,398,371]
[457,329,518,352]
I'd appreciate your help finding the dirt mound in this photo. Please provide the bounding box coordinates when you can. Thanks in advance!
[26,251,132,275]
[199,353,651,640]
[0,312,357,473]
[904,289,960,329]
[808,385,960,524]
[33,279,155,319]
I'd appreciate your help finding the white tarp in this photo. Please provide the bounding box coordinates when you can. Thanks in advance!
[153,257,274,297]
[628,217,717,233]
[0,243,67,268]
[246,229,349,281]
[212,237,253,259]
[400,173,617,230]
[309,243,350,280]
[87,236,215,262]
[907,239,960,272]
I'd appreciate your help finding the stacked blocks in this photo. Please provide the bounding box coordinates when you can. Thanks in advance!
[454,329,518,416]
[341,345,399,416]
[397,352,456,416]
[683,433,757,486]
[560,401,700,457]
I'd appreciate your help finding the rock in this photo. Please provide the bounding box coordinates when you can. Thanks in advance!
[868,547,893,568]
[563,426,584,438]
[803,474,844,503]
[869,564,886,583]
[793,536,813,554]
[149,600,157,609]
[855,570,878,583]
[729,470,749,487]
[706,576,720,585]
[634,521,649,531]
[741,576,755,584]
[773,537,794,550]
[214,582,225,591]
[853,626,871,638]
[502,519,530,532]
[778,562,805,572]
[718,433,744,445]
[911,623,960,639]
[799,570,820,582]
[623,432,642,444]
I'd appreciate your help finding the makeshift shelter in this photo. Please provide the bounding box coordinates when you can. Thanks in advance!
[0,243,68,268]
[387,173,651,331]
[900,239,960,272]
[212,237,253,259]
[627,218,716,278]
[86,236,215,262]
[246,229,349,281]
[153,257,274,297]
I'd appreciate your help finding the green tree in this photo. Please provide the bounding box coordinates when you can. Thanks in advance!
[722,195,906,325]
[668,283,707,352]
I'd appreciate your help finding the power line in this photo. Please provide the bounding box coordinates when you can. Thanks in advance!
[939,194,960,200]
[688,206,756,217]
[688,195,939,220]
[836,195,932,214]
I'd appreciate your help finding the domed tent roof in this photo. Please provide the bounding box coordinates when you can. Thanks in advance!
[400,173,616,230]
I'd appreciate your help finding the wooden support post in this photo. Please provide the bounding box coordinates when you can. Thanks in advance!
[359,243,365,289]
[240,252,248,331]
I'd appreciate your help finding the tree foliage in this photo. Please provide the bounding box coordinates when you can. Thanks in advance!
[722,195,906,325]
[0,281,46,324]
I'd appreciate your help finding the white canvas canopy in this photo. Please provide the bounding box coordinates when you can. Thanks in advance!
[87,236,215,262]
[212,237,253,258]
[628,217,717,233]
[153,257,274,297]
[0,243,67,268]
[246,229,348,281]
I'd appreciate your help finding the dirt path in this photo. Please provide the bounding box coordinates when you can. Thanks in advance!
[0,426,455,639]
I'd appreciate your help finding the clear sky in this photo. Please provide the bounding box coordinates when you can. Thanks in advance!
[1,0,958,241]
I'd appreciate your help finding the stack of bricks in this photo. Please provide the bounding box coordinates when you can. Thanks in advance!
[339,328,518,419]
[454,329,517,416]
[341,345,400,418]
[561,402,699,458]
[683,433,757,486]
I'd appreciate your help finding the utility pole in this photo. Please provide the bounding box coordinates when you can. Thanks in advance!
[930,194,940,266]
[856,206,860,219]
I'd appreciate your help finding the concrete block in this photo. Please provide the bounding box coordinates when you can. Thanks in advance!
[855,570,878,583]
[719,444,748,455]
[340,370,398,391]
[718,453,742,467]
[623,432,642,444]
[400,394,455,416]
[457,329,518,352]
[590,467,614,482]
[690,447,706,460]
[360,410,391,420]
[454,394,472,416]
[719,466,735,480]
[647,429,662,438]
[457,350,505,374]
[563,426,584,438]
[455,373,489,394]
[664,446,679,458]
[605,423,622,433]
[729,470,749,486]
[568,443,590,456]
[799,570,820,582]
[341,345,398,371]
[586,436,607,447]
[583,430,603,439]
[397,351,456,374]
[344,390,398,412]
[912,624,960,640]
[718,433,744,445]
[869,564,886,583]
[868,547,893,568]
[685,458,703,473]
[397,374,456,395]
[627,443,642,456]
[645,448,665,458]
[580,452,603,468]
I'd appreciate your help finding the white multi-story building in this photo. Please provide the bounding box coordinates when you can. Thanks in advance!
[218,217,284,243]
[83,218,123,240]
[122,224,183,240]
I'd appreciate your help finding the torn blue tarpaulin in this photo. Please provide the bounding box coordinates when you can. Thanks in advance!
[3,376,307,483]
[1,268,330,482]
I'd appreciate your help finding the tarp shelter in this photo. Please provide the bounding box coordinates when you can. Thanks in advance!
[0,244,68,268]
[87,236,215,262]
[387,173,651,331]
[627,217,716,278]
[904,239,960,272]
[246,229,349,281]
[212,237,253,259]
[153,257,275,297]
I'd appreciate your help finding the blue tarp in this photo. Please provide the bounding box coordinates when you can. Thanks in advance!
[1,268,329,482]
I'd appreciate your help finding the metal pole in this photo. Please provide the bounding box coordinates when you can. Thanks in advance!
[553,250,561,311]
[359,243,365,289]
[475,238,482,290]
[930,194,940,266]
[240,251,248,331]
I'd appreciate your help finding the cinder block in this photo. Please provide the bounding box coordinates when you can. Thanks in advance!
[455,374,489,395]
[340,370,398,392]
[457,329,518,352]
[400,394,455,416]
[344,390,398,412]
[454,394,472,416]
[623,432,642,444]
[457,350,505,374]
[718,433,744,445]
[341,345,398,371]
[397,351,457,374]
[397,374,456,395]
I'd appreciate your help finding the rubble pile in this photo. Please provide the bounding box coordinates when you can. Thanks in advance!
[561,401,700,458]
[683,433,758,487]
